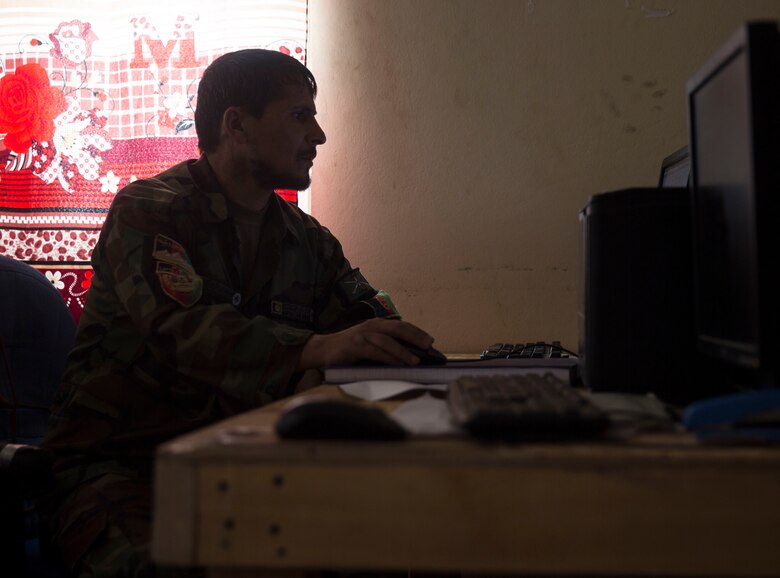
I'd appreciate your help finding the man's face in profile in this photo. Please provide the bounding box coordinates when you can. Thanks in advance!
[242,82,326,191]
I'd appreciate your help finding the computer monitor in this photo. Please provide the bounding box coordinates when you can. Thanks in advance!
[687,21,780,388]
[658,145,690,188]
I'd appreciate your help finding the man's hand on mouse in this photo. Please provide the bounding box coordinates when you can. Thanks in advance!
[298,318,434,369]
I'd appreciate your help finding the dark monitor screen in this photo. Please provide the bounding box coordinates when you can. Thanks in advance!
[687,21,780,384]
[690,48,759,363]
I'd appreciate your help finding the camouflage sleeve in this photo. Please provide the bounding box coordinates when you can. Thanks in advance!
[309,223,400,333]
[93,187,312,406]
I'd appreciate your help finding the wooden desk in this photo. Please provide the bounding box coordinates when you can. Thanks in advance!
[152,385,780,577]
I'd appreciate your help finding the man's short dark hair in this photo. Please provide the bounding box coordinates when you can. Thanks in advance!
[194,49,317,153]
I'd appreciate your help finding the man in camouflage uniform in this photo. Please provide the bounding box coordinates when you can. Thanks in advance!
[41,49,434,578]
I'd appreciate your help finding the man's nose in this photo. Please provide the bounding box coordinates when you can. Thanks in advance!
[310,118,326,145]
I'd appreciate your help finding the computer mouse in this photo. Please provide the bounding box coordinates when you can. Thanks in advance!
[400,341,448,365]
[355,340,447,366]
[275,396,408,441]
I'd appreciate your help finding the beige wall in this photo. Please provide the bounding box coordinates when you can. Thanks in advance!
[307,0,780,353]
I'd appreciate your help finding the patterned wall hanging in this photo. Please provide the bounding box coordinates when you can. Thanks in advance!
[0,0,308,322]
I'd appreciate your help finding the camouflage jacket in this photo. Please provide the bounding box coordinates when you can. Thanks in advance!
[43,156,381,460]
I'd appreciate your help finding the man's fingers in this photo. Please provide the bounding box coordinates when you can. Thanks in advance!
[298,318,436,371]
[361,332,420,366]
[363,318,434,351]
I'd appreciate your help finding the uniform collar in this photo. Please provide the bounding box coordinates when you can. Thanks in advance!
[187,155,301,243]
[274,194,302,244]
[186,155,229,223]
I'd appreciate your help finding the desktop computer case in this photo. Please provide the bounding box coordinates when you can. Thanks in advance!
[579,187,697,403]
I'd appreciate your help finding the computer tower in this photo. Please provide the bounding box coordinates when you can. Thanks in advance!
[578,187,700,404]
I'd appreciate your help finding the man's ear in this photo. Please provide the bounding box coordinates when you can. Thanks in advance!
[221,107,248,144]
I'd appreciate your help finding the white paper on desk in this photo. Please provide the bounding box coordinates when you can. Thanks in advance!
[584,391,679,435]
[390,393,461,436]
[339,380,448,401]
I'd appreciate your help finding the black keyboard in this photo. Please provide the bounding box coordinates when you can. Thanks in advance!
[480,341,573,360]
[447,373,608,440]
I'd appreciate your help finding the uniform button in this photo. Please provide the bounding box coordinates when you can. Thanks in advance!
[232,293,242,306]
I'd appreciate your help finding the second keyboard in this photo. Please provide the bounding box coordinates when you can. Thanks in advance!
[447,373,608,440]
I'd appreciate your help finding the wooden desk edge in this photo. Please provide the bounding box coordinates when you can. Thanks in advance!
[152,385,780,574]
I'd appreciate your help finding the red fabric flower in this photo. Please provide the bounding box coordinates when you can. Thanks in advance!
[0,63,67,154]
[81,270,93,290]
[157,108,176,130]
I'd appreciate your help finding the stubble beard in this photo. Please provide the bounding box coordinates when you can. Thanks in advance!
[251,162,311,191]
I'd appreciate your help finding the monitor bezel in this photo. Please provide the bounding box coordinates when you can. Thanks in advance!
[686,21,780,386]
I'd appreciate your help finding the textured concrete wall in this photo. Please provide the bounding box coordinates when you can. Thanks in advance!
[308,0,780,353]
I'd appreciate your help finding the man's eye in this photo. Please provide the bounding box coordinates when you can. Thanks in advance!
[292,111,308,121]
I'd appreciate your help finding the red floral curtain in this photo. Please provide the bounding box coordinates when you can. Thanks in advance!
[0,1,308,322]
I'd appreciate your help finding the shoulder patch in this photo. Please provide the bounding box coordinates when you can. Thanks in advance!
[336,268,376,305]
[365,290,401,319]
[156,262,203,308]
[153,234,202,307]
[153,234,193,269]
